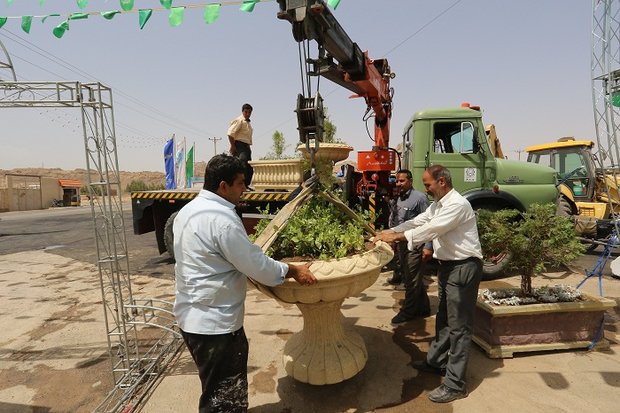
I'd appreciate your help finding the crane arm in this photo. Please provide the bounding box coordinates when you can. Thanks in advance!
[277,0,394,149]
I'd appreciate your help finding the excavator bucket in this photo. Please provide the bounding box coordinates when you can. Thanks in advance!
[485,124,505,159]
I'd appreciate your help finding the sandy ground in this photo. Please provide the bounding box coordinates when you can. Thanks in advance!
[1,246,618,413]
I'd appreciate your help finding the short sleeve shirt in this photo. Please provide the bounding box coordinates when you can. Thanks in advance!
[227,115,253,145]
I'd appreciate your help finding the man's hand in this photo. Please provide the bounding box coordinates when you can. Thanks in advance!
[229,144,237,156]
[287,263,317,286]
[373,229,405,245]
[422,248,433,262]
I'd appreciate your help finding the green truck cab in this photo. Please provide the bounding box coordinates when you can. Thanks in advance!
[401,105,559,277]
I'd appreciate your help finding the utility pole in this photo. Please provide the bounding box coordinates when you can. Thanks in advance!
[209,136,222,158]
[513,149,524,161]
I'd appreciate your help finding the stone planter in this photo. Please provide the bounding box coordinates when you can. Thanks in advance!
[473,290,615,358]
[297,142,353,163]
[268,241,393,385]
[248,159,304,191]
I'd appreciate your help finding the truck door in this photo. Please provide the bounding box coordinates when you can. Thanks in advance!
[428,121,489,192]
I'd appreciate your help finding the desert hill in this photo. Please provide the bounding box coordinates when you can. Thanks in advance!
[0,162,206,193]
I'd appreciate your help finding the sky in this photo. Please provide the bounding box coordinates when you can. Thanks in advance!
[0,0,596,172]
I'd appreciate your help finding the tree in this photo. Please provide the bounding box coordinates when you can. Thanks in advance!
[262,130,290,160]
[477,204,585,296]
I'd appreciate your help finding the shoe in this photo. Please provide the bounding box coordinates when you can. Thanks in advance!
[387,277,402,285]
[391,312,413,324]
[427,384,468,403]
[412,360,445,376]
[246,186,255,192]
[394,283,406,291]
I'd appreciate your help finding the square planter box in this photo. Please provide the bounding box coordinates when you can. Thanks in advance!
[473,291,616,358]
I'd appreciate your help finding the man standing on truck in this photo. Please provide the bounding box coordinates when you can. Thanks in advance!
[387,169,432,324]
[173,154,316,412]
[228,103,254,188]
[374,165,482,403]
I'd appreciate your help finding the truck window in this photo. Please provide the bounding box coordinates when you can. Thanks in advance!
[433,121,474,154]
[527,151,551,168]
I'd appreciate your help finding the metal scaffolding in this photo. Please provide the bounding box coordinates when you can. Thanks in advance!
[0,72,182,412]
[592,0,620,222]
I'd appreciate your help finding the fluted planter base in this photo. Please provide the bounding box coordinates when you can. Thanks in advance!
[283,299,367,385]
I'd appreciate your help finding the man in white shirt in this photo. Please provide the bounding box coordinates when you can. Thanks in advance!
[173,154,316,412]
[227,103,254,188]
[374,165,482,403]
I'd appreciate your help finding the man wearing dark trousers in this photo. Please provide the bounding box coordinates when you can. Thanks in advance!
[173,155,316,412]
[374,164,482,403]
[227,103,254,188]
[387,169,432,324]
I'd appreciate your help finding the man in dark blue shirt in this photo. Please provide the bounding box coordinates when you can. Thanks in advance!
[388,169,432,324]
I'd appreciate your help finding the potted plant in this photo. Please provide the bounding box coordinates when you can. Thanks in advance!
[250,190,393,385]
[250,130,305,191]
[473,204,615,358]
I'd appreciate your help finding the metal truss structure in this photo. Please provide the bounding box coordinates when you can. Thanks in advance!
[592,0,620,230]
[0,60,182,411]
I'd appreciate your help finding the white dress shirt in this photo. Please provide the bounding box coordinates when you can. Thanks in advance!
[391,188,483,261]
[173,189,287,335]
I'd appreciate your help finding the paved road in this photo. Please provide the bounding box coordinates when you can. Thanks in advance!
[0,205,175,279]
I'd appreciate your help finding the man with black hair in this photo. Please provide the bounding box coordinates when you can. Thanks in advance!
[173,154,316,412]
[375,165,482,403]
[227,103,254,188]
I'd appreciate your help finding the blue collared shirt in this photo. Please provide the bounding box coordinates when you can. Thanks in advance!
[173,189,288,335]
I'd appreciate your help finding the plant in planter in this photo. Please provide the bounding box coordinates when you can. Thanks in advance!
[474,203,615,358]
[249,186,393,385]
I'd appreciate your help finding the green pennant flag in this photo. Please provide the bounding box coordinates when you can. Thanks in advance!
[42,14,61,24]
[120,0,134,12]
[69,13,89,21]
[77,0,88,10]
[240,0,259,13]
[139,9,153,30]
[0,17,7,29]
[53,20,69,39]
[203,4,220,24]
[101,10,121,20]
[169,7,184,27]
[186,145,194,187]
[40,0,46,6]
[160,0,173,9]
[327,0,341,10]
[21,16,33,33]
[6,0,13,6]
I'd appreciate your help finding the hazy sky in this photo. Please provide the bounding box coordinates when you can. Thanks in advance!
[0,0,594,172]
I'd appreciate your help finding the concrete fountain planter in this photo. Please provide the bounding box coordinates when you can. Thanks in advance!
[247,158,304,192]
[473,290,615,358]
[297,142,353,163]
[268,242,393,385]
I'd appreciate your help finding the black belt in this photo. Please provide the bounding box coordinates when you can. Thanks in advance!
[437,256,480,266]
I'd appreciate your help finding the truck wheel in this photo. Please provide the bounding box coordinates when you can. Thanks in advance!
[556,197,597,252]
[164,211,179,260]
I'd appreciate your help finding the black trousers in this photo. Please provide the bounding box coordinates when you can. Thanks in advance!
[426,257,482,392]
[181,328,249,413]
[396,242,430,317]
[235,141,254,187]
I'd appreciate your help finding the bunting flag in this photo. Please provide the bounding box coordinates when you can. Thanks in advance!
[175,137,187,189]
[203,4,220,24]
[169,6,184,27]
[164,137,176,190]
[21,16,33,33]
[186,144,195,188]
[138,9,153,29]
[327,0,341,10]
[0,0,347,38]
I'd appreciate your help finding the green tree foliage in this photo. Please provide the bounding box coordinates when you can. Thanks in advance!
[477,203,585,295]
[262,130,291,160]
[125,180,165,192]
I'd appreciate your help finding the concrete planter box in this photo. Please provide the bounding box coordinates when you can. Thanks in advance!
[248,159,304,191]
[259,242,393,385]
[473,290,615,358]
[297,142,353,163]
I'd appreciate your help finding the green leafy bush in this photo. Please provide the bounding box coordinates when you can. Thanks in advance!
[125,180,165,192]
[477,203,585,296]
[253,198,369,260]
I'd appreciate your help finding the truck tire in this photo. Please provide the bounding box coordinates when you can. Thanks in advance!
[164,211,179,261]
[556,197,597,252]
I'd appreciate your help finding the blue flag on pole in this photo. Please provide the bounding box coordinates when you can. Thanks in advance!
[164,137,176,189]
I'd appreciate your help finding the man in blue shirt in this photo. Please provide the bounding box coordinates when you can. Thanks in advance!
[387,169,432,324]
[173,154,316,412]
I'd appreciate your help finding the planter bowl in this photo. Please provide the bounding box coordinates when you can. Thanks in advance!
[297,142,353,163]
[473,289,615,358]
